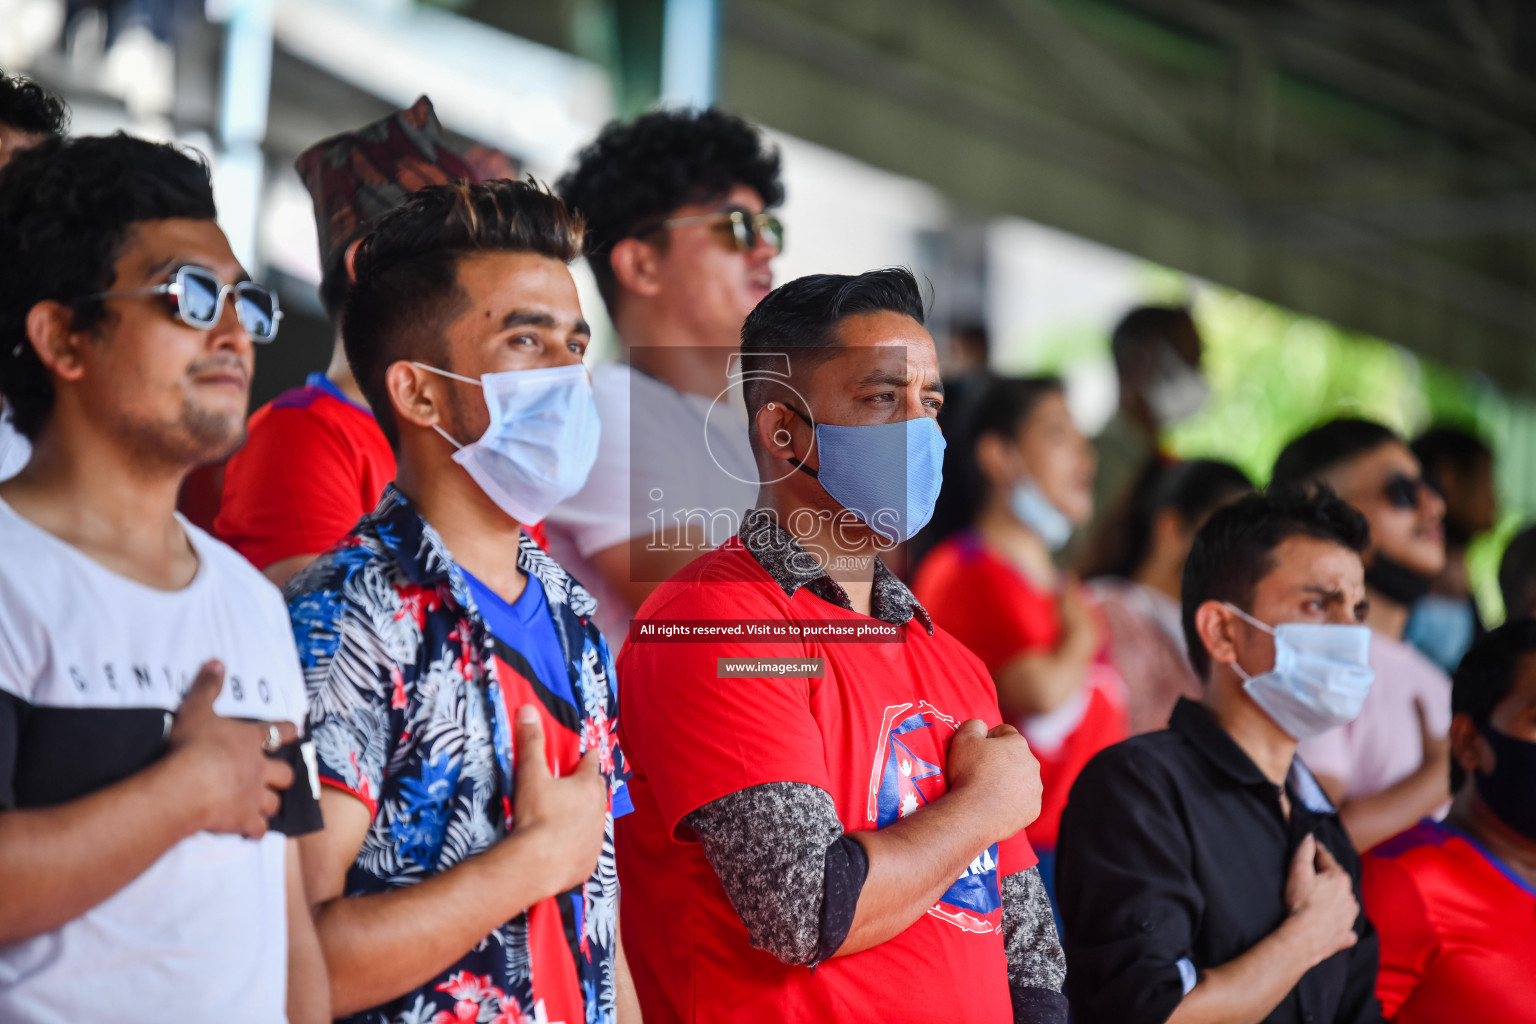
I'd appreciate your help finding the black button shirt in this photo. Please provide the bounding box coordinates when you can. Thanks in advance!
[1055,698,1385,1024]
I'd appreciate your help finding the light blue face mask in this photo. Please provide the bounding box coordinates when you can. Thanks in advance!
[1224,603,1374,740]
[782,404,945,543]
[1010,479,1073,551]
[415,362,601,524]
[1403,594,1477,674]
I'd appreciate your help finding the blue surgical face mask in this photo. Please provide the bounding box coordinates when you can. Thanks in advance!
[1010,479,1073,551]
[415,362,601,524]
[781,404,945,543]
[1224,603,1375,740]
[1404,594,1477,674]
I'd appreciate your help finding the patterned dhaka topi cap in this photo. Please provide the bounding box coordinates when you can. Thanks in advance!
[295,95,518,278]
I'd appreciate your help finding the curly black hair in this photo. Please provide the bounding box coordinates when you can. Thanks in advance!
[0,70,68,137]
[556,108,782,313]
[1181,484,1371,678]
[343,178,584,448]
[0,134,216,439]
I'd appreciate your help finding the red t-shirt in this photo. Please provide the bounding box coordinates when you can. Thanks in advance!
[1362,819,1536,1023]
[616,538,1035,1024]
[912,532,1129,849]
[216,374,396,570]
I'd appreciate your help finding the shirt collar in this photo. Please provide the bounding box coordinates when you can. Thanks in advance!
[362,483,597,622]
[1168,696,1280,789]
[738,508,933,634]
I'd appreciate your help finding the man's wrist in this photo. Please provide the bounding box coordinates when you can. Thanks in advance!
[1274,909,1327,970]
[939,782,1006,850]
[488,824,562,905]
[143,750,215,838]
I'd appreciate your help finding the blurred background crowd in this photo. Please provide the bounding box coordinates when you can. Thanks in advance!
[4,0,1534,628]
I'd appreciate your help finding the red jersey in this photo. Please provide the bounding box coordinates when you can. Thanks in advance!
[616,537,1035,1024]
[1362,819,1536,1023]
[216,374,396,570]
[912,532,1128,849]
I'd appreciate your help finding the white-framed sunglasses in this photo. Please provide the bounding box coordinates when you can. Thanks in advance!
[86,264,283,342]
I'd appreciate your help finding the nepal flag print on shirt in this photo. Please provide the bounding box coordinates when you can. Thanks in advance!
[867,701,1004,935]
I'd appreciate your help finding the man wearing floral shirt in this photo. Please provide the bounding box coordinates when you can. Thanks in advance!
[289,179,632,1024]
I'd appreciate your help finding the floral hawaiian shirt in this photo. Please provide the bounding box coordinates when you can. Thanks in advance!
[287,484,628,1024]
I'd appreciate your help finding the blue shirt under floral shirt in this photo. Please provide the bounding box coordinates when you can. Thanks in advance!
[287,484,629,1024]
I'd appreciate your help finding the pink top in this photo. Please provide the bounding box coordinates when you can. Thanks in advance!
[1296,630,1452,800]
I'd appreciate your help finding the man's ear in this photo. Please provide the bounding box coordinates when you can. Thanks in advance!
[1449,713,1489,782]
[755,400,804,465]
[343,239,363,285]
[1195,600,1241,669]
[609,238,663,299]
[24,301,89,384]
[973,432,1014,491]
[384,361,442,435]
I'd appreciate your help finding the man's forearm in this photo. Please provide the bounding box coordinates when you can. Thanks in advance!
[1336,767,1447,852]
[1165,918,1322,1024]
[314,830,558,1016]
[0,755,202,943]
[838,786,997,956]
[285,841,331,1024]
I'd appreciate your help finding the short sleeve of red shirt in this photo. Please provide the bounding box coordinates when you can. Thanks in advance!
[1361,851,1437,1018]
[216,382,395,570]
[913,534,1060,676]
[617,584,832,838]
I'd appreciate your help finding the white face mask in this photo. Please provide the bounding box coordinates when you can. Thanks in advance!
[1009,479,1073,551]
[415,362,601,524]
[1145,344,1209,425]
[1224,603,1374,740]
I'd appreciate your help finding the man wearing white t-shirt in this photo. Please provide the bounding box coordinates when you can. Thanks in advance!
[1272,419,1453,852]
[0,134,327,1021]
[550,109,782,644]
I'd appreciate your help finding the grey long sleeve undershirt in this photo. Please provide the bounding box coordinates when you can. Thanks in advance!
[683,781,1067,1020]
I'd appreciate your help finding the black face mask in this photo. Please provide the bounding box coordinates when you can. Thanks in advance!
[1365,552,1433,607]
[1474,722,1536,841]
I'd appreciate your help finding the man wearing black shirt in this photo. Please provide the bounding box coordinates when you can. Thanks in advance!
[1057,486,1385,1024]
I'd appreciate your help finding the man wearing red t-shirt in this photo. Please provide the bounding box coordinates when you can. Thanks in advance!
[1362,620,1536,1023]
[617,269,1065,1024]
[216,97,516,584]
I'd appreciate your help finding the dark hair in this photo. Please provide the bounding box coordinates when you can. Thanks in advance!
[920,374,1065,555]
[738,267,925,437]
[1091,459,1254,579]
[557,108,782,313]
[1181,485,1371,678]
[1450,620,1536,790]
[1110,305,1195,374]
[343,179,583,449]
[0,134,216,439]
[0,71,68,136]
[1499,523,1536,623]
[1411,424,1491,494]
[1271,418,1401,487]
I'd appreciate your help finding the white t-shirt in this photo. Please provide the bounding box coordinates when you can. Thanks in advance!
[544,362,759,645]
[1296,628,1453,801]
[0,404,30,482]
[0,496,310,1024]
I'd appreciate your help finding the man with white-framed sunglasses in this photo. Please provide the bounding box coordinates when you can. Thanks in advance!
[0,133,326,1022]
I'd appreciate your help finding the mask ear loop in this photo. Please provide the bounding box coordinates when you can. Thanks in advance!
[411,361,480,450]
[767,401,820,481]
[1221,602,1276,682]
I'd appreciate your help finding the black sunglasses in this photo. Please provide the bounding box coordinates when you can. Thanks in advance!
[655,207,784,254]
[1383,473,1429,510]
[87,265,282,342]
